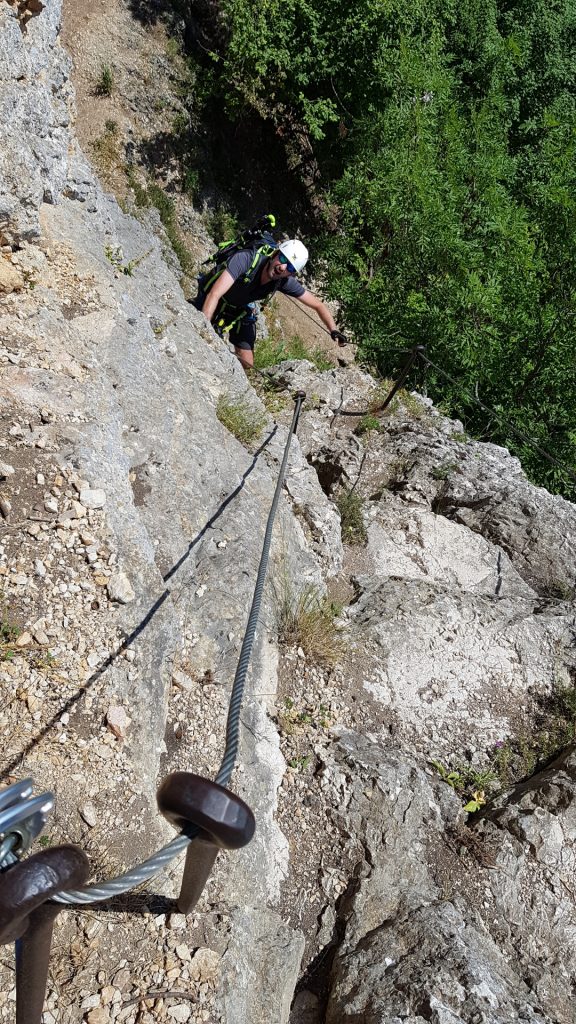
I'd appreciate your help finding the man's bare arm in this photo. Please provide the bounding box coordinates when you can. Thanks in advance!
[201,270,235,322]
[296,289,338,334]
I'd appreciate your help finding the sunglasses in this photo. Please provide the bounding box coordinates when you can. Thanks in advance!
[278,253,297,274]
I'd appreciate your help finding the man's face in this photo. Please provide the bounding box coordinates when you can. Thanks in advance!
[269,253,295,279]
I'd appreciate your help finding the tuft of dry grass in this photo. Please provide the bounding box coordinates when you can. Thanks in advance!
[276,580,343,667]
[335,488,367,545]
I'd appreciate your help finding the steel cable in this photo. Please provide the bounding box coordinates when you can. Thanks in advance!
[52,392,305,906]
[216,392,305,787]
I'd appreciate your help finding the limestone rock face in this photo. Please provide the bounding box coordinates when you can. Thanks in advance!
[322,731,576,1024]
[268,362,576,762]
[0,0,78,244]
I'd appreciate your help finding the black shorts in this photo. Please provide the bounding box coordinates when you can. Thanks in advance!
[192,292,257,351]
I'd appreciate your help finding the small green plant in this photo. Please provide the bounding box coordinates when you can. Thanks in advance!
[126,166,150,208]
[431,461,458,481]
[96,64,114,97]
[172,111,189,135]
[276,580,343,667]
[431,760,498,813]
[0,616,21,662]
[147,184,195,274]
[104,245,151,276]
[37,834,53,848]
[166,36,184,62]
[543,579,575,602]
[288,754,311,772]
[336,488,367,545]
[205,207,239,245]
[355,414,381,436]
[451,431,469,443]
[183,168,200,201]
[216,394,266,445]
[279,697,332,737]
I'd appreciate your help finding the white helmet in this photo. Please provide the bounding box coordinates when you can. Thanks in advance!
[278,238,308,273]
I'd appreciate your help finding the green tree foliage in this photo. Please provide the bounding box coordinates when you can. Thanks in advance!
[191,0,576,496]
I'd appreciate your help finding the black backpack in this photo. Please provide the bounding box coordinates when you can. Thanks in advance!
[198,214,278,294]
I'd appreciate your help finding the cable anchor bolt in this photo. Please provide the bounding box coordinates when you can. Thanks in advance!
[157,772,256,914]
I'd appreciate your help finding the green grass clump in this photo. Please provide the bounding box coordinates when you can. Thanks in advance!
[96,65,114,97]
[276,582,343,667]
[254,328,334,372]
[367,379,396,411]
[355,414,381,436]
[146,184,195,274]
[249,373,290,415]
[336,488,367,545]
[216,395,266,445]
[398,389,429,418]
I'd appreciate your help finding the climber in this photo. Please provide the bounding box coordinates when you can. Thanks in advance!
[192,238,348,369]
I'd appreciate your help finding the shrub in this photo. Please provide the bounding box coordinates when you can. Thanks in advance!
[249,373,289,415]
[216,394,266,445]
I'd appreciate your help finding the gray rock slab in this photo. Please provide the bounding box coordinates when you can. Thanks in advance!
[322,731,561,1024]
[219,907,305,1024]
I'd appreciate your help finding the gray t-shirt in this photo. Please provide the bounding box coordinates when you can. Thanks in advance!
[226,250,305,304]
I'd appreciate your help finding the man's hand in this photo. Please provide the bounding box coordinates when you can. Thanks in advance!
[330,329,347,346]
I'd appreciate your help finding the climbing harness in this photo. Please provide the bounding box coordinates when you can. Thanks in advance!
[0,391,306,1024]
